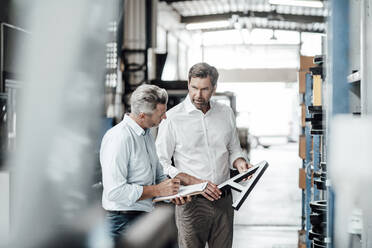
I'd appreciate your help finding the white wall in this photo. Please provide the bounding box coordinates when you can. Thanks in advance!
[217,82,299,138]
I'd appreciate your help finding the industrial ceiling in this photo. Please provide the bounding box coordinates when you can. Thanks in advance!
[159,0,327,33]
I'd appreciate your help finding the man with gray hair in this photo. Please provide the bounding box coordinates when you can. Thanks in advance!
[100,84,188,244]
[156,62,252,248]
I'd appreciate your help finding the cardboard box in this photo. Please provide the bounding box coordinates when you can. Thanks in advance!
[313,75,322,106]
[301,104,306,127]
[298,229,306,248]
[298,243,306,248]
[299,168,306,189]
[299,135,306,159]
[299,70,307,93]
[298,169,314,188]
[300,55,315,71]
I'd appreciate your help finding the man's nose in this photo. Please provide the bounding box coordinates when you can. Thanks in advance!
[196,90,202,97]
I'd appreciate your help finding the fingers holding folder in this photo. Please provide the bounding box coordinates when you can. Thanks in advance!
[171,195,192,205]
[201,181,222,201]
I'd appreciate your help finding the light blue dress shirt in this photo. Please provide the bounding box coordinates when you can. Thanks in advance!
[100,115,168,212]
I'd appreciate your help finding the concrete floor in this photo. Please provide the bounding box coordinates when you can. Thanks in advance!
[233,141,302,248]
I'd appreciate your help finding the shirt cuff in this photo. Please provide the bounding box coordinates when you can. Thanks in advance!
[167,166,181,178]
[133,184,144,203]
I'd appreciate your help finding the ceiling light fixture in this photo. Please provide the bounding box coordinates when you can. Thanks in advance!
[270,29,278,40]
[269,0,324,8]
[185,20,230,30]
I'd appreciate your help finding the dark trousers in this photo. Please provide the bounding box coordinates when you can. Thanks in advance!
[106,211,145,245]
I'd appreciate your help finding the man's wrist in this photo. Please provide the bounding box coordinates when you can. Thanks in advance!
[175,172,201,185]
[153,184,160,197]
[145,184,159,197]
[233,157,246,169]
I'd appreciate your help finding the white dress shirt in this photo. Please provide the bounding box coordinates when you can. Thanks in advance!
[156,95,246,185]
[100,115,167,212]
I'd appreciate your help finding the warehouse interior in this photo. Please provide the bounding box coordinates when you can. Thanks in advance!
[0,0,370,247]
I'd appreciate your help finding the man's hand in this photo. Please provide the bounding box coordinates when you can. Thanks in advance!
[233,158,253,181]
[171,195,192,205]
[201,181,222,201]
[156,178,180,196]
[173,172,221,201]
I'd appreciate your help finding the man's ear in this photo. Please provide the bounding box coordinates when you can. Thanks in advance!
[212,85,217,95]
[138,112,146,120]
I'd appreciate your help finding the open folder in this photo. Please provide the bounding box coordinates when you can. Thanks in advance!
[153,182,208,202]
[152,160,268,208]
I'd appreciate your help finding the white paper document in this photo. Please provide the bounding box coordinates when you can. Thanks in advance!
[153,182,208,202]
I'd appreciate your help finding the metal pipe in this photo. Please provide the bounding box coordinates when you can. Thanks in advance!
[361,0,372,115]
[361,0,367,115]
[9,1,109,247]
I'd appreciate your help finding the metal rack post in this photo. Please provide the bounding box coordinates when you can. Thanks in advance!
[304,73,313,248]
[327,0,350,247]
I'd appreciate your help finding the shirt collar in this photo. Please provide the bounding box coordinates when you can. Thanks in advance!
[123,115,146,136]
[184,94,215,114]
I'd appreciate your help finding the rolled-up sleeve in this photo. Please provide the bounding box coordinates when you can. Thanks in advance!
[155,159,168,184]
[156,118,180,178]
[100,133,143,206]
[227,109,247,167]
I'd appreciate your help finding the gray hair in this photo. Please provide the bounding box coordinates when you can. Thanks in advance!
[130,84,168,115]
[188,62,219,87]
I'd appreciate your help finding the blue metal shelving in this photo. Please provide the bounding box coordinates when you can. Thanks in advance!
[304,73,312,248]
[303,72,324,247]
[313,135,321,201]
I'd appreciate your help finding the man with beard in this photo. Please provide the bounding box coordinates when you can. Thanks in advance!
[156,63,252,248]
